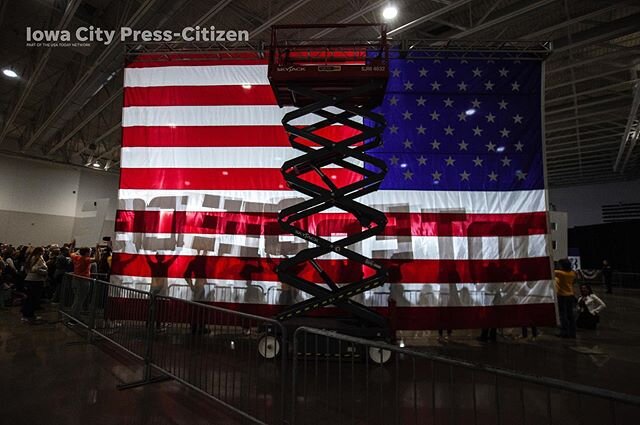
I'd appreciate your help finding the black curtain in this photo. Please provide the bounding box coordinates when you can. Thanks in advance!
[568,220,640,272]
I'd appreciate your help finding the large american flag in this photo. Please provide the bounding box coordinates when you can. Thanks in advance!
[112,52,555,329]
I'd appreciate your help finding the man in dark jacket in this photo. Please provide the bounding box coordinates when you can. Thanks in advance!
[52,247,73,303]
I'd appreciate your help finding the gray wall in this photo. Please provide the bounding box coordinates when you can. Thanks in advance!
[549,179,640,228]
[0,154,119,246]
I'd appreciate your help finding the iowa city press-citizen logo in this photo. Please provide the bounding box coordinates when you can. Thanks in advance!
[25,26,249,46]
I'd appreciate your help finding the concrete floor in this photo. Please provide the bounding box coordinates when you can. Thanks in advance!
[399,287,640,397]
[0,306,243,425]
[1,285,638,424]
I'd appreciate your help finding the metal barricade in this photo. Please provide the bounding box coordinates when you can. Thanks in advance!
[58,273,287,425]
[291,327,640,425]
[149,295,287,425]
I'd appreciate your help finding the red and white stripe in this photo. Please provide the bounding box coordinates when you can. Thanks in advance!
[114,56,555,330]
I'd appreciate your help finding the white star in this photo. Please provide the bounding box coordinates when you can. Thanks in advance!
[471,98,481,108]
[460,59,469,64]
[445,156,456,166]
[457,81,468,91]
[488,171,499,181]
[389,155,399,166]
[485,112,496,123]
[417,155,427,166]
[498,99,509,110]
[500,128,511,138]
[430,81,441,91]
[458,140,469,151]
[445,68,455,78]
[403,138,413,149]
[402,110,413,120]
[498,67,509,77]
[457,111,467,122]
[432,170,442,181]
[514,141,524,151]
[513,114,523,124]
[444,125,454,136]
[516,170,528,180]
[443,97,454,107]
[391,68,401,78]
[403,169,414,180]
[430,110,440,121]
[472,67,482,77]
[501,156,512,167]
[484,80,495,91]
[511,81,520,92]
[487,59,495,64]
[416,124,426,135]
[389,125,399,134]
[514,59,521,64]
[431,139,441,150]
[433,58,441,64]
[389,96,399,106]
[472,156,484,167]
[404,81,414,91]
[472,126,483,136]
[418,67,428,77]
[459,170,471,181]
[416,96,427,106]
[485,141,497,152]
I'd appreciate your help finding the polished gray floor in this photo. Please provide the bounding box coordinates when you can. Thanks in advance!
[0,306,243,425]
[1,285,638,424]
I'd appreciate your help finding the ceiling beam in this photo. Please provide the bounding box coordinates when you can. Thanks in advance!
[546,79,640,104]
[448,0,558,39]
[552,12,640,53]
[388,0,475,36]
[0,0,82,147]
[47,90,122,155]
[520,5,618,41]
[310,0,389,40]
[21,0,159,152]
[547,48,640,75]
[248,0,314,39]
[546,69,629,92]
[614,82,640,171]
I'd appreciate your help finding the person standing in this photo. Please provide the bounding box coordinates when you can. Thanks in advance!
[555,258,577,339]
[22,247,48,323]
[577,284,606,330]
[602,260,613,294]
[69,243,100,320]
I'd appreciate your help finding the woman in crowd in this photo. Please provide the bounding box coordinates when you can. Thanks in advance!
[577,284,606,330]
[21,246,48,322]
[555,258,577,339]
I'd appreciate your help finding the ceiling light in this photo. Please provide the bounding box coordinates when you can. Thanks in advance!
[496,146,505,152]
[465,109,476,116]
[382,5,398,20]
[92,161,101,168]
[2,69,18,78]
[242,83,252,89]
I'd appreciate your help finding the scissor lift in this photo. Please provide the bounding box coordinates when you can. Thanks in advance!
[262,24,392,360]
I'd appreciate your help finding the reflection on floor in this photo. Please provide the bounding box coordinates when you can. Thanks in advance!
[1,285,638,424]
[399,287,640,396]
[0,306,242,425]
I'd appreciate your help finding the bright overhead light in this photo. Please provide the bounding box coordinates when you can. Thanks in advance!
[496,146,505,153]
[242,83,252,89]
[465,108,476,116]
[2,69,18,78]
[92,162,101,168]
[382,5,398,20]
